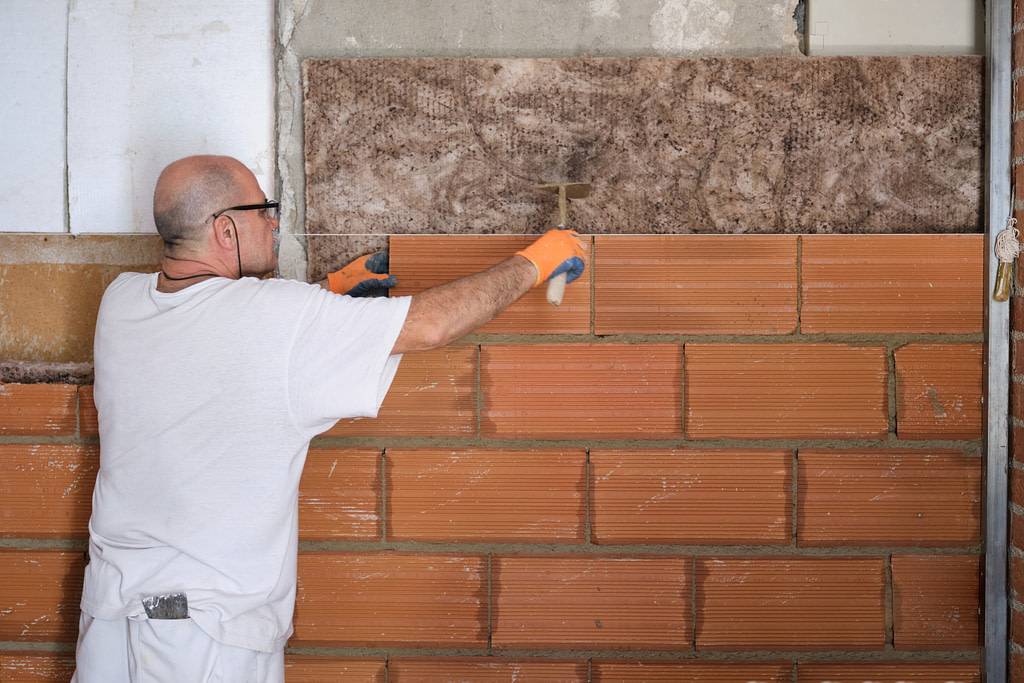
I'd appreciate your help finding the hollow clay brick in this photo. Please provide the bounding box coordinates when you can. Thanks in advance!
[0,549,84,643]
[796,661,980,682]
[895,344,983,440]
[324,346,477,438]
[892,554,981,651]
[685,344,888,439]
[590,448,791,545]
[78,384,98,437]
[0,444,98,540]
[801,235,983,334]
[293,552,487,648]
[389,658,588,682]
[695,556,885,651]
[0,383,77,436]
[299,448,381,542]
[283,655,386,682]
[593,235,798,335]
[390,235,591,334]
[798,449,981,547]
[592,660,793,682]
[481,344,682,439]
[386,448,586,543]
[492,555,692,651]
[0,652,77,683]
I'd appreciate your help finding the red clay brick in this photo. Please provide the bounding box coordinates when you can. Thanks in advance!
[0,549,84,642]
[695,556,885,651]
[593,660,793,682]
[386,448,586,543]
[283,655,385,682]
[481,344,682,439]
[78,384,98,437]
[797,449,981,547]
[299,448,381,542]
[293,552,487,649]
[895,344,983,440]
[389,658,588,682]
[685,344,888,440]
[1014,555,1024,603]
[0,384,77,436]
[891,554,981,651]
[592,235,798,335]
[390,235,591,335]
[796,661,980,682]
[492,555,692,651]
[1014,605,1024,649]
[324,346,477,438]
[0,652,77,682]
[801,235,983,334]
[590,448,792,545]
[0,444,98,540]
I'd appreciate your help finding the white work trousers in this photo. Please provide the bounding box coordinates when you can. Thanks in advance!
[70,613,284,683]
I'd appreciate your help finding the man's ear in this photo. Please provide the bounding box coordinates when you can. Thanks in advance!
[211,215,236,250]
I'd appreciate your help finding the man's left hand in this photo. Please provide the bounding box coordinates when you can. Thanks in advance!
[327,252,397,297]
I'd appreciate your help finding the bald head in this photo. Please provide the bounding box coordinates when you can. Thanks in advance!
[153,155,247,251]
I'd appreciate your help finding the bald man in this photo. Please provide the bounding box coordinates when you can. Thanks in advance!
[72,155,586,683]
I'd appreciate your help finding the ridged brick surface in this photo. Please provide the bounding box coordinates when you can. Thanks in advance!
[592,660,793,682]
[387,448,586,543]
[492,555,692,650]
[695,556,885,650]
[796,661,980,682]
[0,384,77,436]
[293,552,487,648]
[590,449,791,545]
[895,344,983,440]
[593,235,798,335]
[798,449,981,547]
[802,235,984,334]
[0,652,76,682]
[78,384,98,437]
[0,444,97,539]
[685,344,889,439]
[324,346,477,438]
[892,554,981,650]
[0,549,84,642]
[481,344,682,439]
[390,235,591,335]
[389,658,588,682]
[283,655,386,682]
[299,448,381,542]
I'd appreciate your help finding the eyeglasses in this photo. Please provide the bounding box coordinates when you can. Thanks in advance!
[211,200,279,221]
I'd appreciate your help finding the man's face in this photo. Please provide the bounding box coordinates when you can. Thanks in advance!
[230,174,280,277]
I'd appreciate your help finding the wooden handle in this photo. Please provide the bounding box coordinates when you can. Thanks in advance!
[546,272,568,306]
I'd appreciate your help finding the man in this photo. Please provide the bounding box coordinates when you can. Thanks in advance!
[72,155,586,682]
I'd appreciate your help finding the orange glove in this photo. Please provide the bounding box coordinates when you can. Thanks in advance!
[515,229,587,287]
[327,252,396,297]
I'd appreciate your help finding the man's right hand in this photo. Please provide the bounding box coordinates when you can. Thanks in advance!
[515,229,587,287]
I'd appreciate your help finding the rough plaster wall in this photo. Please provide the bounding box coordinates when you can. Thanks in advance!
[276,0,802,280]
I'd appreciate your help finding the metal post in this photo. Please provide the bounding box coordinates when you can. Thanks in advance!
[986,0,1012,679]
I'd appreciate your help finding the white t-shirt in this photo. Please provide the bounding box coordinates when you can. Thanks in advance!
[81,273,411,652]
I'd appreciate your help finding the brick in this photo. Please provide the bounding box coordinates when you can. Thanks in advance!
[1016,117,1024,160]
[492,555,691,651]
[78,384,98,437]
[695,556,885,651]
[0,549,84,642]
[796,661,980,682]
[299,448,381,542]
[390,235,591,334]
[293,552,487,648]
[0,652,77,682]
[1014,554,1024,603]
[389,658,588,682]
[685,344,888,440]
[0,384,77,436]
[324,346,477,438]
[1014,464,1024,508]
[482,344,681,439]
[283,655,385,682]
[386,448,586,543]
[801,235,983,334]
[895,344,983,440]
[1014,604,1024,649]
[891,554,981,651]
[592,235,797,335]
[797,449,981,547]
[593,660,793,682]
[1014,510,1024,554]
[590,448,791,545]
[0,444,98,539]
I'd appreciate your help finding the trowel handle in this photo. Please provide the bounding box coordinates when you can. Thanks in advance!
[546,272,568,306]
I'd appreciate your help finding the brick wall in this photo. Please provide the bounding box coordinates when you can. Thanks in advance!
[1,234,984,682]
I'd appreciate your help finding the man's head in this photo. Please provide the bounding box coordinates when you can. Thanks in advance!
[153,155,279,277]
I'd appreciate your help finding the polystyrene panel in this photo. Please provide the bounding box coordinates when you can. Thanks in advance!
[0,1,68,232]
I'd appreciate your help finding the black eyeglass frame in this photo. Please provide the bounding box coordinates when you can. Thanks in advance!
[211,200,280,221]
